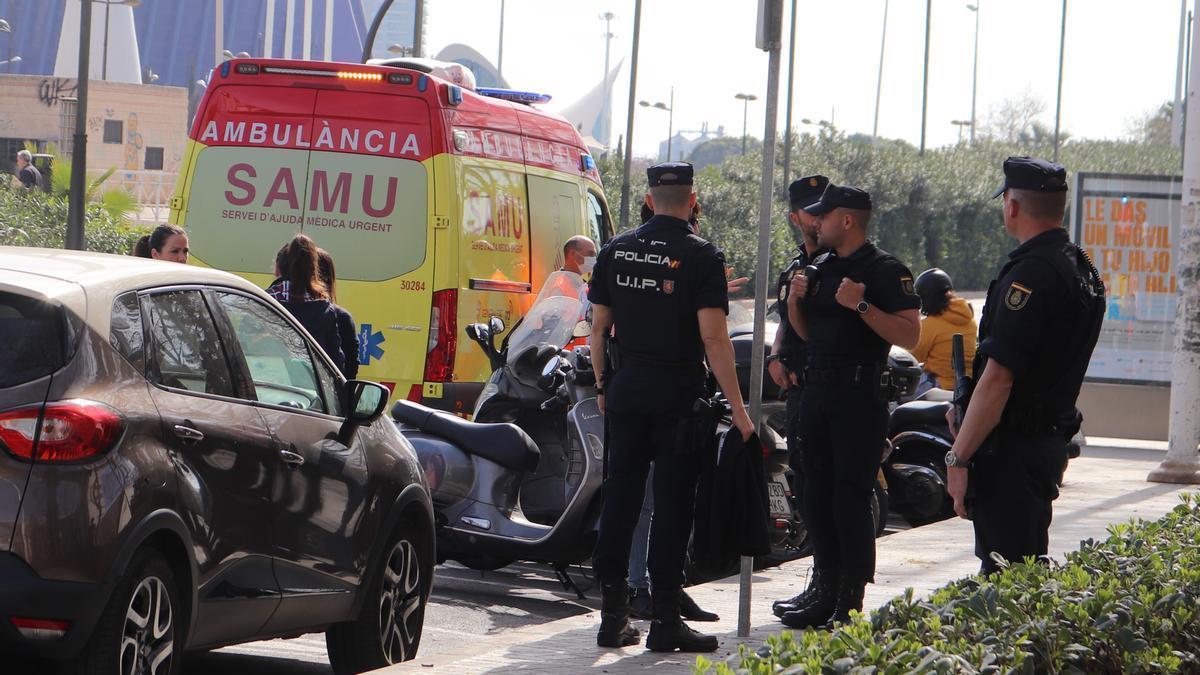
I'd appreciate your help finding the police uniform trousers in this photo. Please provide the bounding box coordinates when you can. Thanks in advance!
[797,378,888,584]
[971,431,1069,575]
[784,383,805,502]
[592,409,701,592]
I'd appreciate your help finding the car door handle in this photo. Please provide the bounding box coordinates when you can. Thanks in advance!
[279,449,305,468]
[172,424,204,445]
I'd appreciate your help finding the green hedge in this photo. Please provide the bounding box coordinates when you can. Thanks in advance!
[0,183,146,254]
[698,494,1200,674]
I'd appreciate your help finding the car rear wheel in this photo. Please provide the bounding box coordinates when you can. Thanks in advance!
[62,549,181,675]
[326,521,430,675]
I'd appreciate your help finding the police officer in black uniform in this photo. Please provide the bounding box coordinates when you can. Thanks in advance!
[944,157,1104,574]
[779,184,922,629]
[588,162,755,653]
[767,175,832,618]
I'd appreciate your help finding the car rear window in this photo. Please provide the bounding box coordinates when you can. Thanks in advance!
[0,292,66,388]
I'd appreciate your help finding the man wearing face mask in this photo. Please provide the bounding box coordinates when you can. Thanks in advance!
[780,183,921,629]
[563,235,598,276]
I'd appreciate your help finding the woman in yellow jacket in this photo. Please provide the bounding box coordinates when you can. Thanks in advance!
[910,268,977,393]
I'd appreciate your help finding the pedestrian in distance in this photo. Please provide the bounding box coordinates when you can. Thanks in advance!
[944,157,1104,575]
[14,150,42,190]
[316,248,361,380]
[146,225,189,264]
[268,234,351,378]
[910,268,978,395]
[589,161,754,653]
[780,183,921,629]
[767,175,832,620]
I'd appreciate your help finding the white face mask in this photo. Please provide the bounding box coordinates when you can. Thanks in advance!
[580,255,597,275]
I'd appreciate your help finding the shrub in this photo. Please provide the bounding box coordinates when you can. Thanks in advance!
[697,494,1200,674]
[0,184,146,255]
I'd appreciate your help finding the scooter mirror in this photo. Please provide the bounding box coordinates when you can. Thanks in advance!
[489,316,505,335]
[572,319,592,338]
[537,355,561,391]
[466,323,486,343]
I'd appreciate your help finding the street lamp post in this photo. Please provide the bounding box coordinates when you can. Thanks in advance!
[1052,0,1067,162]
[966,2,980,144]
[639,88,673,161]
[66,0,93,251]
[618,0,643,231]
[783,0,797,186]
[951,119,972,144]
[735,93,758,156]
[600,12,616,148]
[872,0,890,141]
[497,0,506,77]
[919,0,932,154]
[99,0,142,82]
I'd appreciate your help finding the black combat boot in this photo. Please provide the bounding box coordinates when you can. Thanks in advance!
[779,572,837,629]
[645,587,719,653]
[628,587,653,620]
[824,578,867,627]
[772,567,826,618]
[597,581,641,648]
[679,590,719,622]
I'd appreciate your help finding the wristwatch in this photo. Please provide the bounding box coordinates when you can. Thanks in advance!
[765,354,781,363]
[945,450,971,468]
[856,300,870,314]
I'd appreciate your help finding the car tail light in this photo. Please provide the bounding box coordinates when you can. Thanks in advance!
[11,617,70,640]
[0,401,124,462]
[424,290,458,382]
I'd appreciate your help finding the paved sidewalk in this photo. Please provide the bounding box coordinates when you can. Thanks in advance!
[377,445,1195,674]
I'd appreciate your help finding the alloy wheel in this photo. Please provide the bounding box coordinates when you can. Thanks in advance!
[378,539,423,664]
[119,576,174,675]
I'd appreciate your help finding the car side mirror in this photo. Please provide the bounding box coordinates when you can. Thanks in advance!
[347,380,389,423]
[572,319,592,338]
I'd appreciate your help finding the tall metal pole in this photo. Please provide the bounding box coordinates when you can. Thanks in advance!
[1149,0,1200,486]
[741,98,749,155]
[414,0,424,57]
[666,87,674,162]
[618,0,643,232]
[216,0,225,66]
[601,12,615,149]
[1052,0,1067,162]
[497,0,505,77]
[66,0,92,251]
[1174,0,1188,147]
[744,0,784,640]
[919,0,931,154]
[969,2,980,143]
[102,1,111,81]
[782,0,797,187]
[872,0,889,140]
[264,0,276,57]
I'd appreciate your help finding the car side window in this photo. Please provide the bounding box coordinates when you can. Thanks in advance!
[110,292,144,374]
[215,292,339,415]
[586,190,613,243]
[145,291,236,397]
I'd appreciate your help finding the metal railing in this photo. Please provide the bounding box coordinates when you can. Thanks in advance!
[109,170,178,224]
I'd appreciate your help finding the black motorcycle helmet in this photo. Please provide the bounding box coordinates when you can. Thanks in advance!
[915,268,953,315]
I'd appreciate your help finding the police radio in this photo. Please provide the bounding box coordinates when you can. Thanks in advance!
[802,265,818,296]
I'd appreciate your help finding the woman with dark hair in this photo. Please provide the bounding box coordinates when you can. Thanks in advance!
[132,235,152,258]
[147,224,189,263]
[317,248,360,380]
[267,234,349,377]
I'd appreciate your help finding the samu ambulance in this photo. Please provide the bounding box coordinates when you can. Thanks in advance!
[170,58,613,412]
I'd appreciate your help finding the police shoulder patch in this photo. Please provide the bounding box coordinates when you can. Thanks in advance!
[1004,282,1033,311]
[900,276,915,295]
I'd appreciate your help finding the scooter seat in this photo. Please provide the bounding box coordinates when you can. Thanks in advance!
[889,400,952,436]
[392,400,540,473]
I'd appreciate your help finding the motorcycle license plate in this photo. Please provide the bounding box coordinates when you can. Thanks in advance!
[768,478,790,517]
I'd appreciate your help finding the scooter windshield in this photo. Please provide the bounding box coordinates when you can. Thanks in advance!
[505,271,588,367]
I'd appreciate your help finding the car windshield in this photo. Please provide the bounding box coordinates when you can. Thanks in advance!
[505,271,587,367]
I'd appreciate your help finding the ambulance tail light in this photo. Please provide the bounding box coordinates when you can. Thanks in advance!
[424,290,458,382]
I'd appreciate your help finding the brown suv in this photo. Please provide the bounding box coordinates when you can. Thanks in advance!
[0,247,434,675]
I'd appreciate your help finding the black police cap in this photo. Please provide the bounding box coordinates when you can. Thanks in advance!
[804,183,872,216]
[991,156,1068,199]
[788,175,829,210]
[647,161,694,187]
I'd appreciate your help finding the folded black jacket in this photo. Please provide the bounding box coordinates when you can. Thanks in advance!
[690,429,771,580]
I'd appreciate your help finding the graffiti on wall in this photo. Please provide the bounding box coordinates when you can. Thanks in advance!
[38,78,77,108]
[125,112,143,170]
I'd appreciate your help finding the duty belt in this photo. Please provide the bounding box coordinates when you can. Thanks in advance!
[802,363,889,387]
[998,405,1081,438]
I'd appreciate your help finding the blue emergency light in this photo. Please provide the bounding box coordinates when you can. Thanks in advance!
[477,87,553,105]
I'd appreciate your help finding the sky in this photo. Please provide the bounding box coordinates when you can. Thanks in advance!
[422,0,1187,158]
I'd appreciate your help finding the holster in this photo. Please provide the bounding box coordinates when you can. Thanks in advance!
[674,396,721,456]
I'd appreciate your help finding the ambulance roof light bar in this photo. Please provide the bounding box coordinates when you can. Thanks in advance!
[477,88,553,106]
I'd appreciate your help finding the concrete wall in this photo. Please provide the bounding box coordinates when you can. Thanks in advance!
[0,73,187,176]
[1078,381,1171,441]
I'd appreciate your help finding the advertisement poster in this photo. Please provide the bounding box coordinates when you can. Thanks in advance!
[1072,173,1182,384]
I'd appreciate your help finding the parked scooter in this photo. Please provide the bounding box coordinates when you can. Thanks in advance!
[392,272,602,597]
